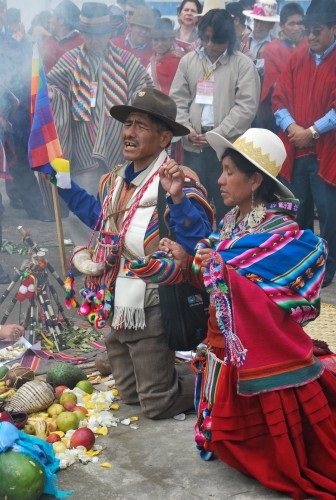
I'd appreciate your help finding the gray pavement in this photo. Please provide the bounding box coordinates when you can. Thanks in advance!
[0,186,335,499]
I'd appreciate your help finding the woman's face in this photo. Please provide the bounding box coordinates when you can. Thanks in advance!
[218,155,257,213]
[152,36,174,56]
[179,1,199,27]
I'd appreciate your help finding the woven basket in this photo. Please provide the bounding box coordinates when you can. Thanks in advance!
[304,303,336,353]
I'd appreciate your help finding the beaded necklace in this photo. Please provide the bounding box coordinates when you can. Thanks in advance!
[220,204,266,240]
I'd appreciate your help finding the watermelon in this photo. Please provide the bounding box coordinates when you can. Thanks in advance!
[0,450,45,500]
[46,362,87,389]
[0,365,9,380]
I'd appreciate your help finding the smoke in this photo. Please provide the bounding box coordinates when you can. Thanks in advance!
[6,1,83,29]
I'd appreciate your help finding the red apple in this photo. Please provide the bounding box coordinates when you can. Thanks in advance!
[64,401,76,411]
[72,405,88,416]
[46,433,61,444]
[70,427,95,450]
[55,385,68,399]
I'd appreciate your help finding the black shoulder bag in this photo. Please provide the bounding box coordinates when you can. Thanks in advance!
[157,183,209,351]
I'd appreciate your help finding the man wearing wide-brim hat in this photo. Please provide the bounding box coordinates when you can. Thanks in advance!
[56,88,213,419]
[241,0,279,74]
[47,2,153,243]
[272,0,336,288]
[112,6,155,67]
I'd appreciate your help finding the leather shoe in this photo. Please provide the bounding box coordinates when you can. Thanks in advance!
[322,278,333,288]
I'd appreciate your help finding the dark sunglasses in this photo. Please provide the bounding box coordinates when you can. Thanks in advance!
[304,26,324,36]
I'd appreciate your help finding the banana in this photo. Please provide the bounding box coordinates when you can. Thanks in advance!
[0,388,16,400]
[0,381,7,394]
[34,420,48,440]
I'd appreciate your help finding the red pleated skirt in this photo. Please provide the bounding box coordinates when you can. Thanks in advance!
[207,348,336,500]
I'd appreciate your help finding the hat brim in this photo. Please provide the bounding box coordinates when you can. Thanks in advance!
[302,14,336,25]
[75,22,114,34]
[110,105,190,137]
[206,131,294,199]
[243,9,280,22]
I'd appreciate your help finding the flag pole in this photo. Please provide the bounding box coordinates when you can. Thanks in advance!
[51,183,67,278]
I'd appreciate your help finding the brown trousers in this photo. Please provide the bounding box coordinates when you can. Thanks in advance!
[105,305,195,419]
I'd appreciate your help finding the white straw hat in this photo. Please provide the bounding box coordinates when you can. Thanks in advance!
[243,0,280,22]
[195,0,226,17]
[206,128,294,198]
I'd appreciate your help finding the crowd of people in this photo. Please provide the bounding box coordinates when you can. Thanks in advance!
[0,0,336,497]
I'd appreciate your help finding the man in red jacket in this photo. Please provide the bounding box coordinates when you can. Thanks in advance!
[272,0,336,288]
[32,0,83,73]
[112,6,155,67]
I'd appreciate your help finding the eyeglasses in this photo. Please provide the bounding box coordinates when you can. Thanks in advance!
[304,26,324,37]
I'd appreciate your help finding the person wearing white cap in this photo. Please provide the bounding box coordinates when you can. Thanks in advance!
[158,128,334,499]
[170,8,260,221]
[241,0,280,74]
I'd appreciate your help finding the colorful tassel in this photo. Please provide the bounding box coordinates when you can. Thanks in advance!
[64,272,79,309]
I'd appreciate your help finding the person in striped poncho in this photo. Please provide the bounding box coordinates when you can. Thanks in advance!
[46,2,153,243]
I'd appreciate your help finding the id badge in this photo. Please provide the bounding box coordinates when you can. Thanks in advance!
[195,80,214,105]
[90,81,98,107]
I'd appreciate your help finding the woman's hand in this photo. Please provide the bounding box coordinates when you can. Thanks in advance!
[159,238,188,269]
[0,323,24,342]
[159,159,185,203]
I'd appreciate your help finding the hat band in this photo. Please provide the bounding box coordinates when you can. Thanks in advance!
[250,4,277,17]
[233,137,281,178]
[79,14,111,29]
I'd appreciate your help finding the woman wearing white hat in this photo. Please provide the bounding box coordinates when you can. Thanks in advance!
[158,128,336,498]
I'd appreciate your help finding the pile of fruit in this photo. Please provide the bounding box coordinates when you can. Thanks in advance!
[1,362,139,471]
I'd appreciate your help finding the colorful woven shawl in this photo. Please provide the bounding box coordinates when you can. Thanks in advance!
[71,42,128,121]
[194,202,327,376]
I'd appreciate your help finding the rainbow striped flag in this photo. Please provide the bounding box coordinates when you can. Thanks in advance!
[28,44,70,188]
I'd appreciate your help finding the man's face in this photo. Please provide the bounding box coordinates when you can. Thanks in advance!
[124,4,136,25]
[49,15,62,36]
[129,23,151,46]
[82,32,111,56]
[122,112,172,170]
[281,14,304,43]
[253,19,274,40]
[305,23,336,54]
[201,26,228,62]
